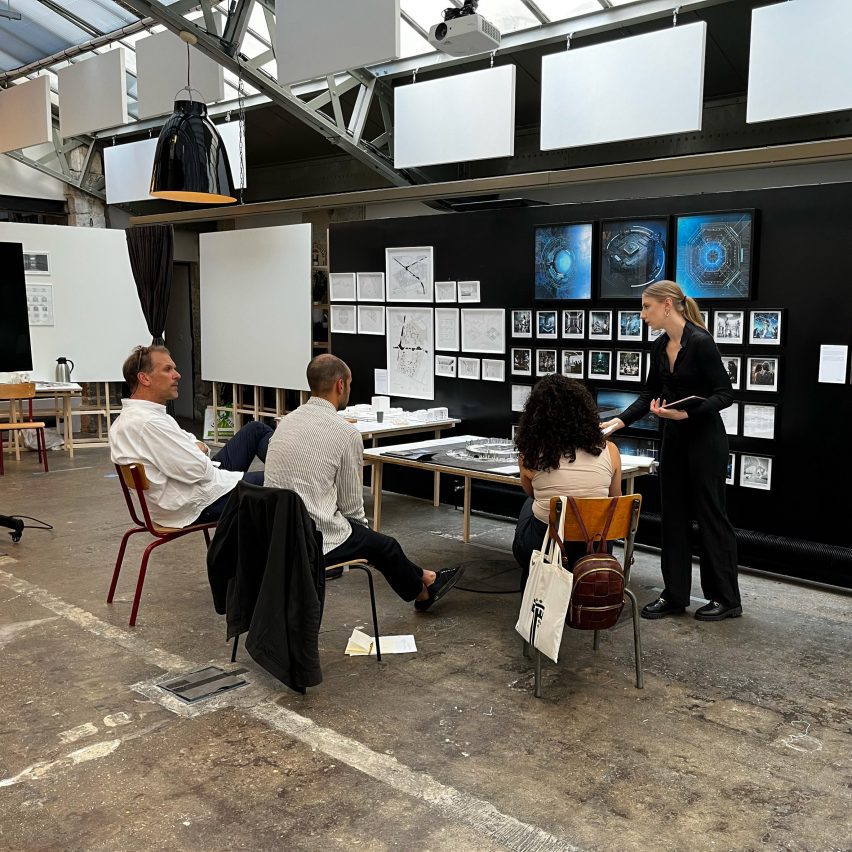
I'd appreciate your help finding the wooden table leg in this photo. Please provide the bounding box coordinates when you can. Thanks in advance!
[372,462,383,531]
[623,472,636,494]
[433,471,441,507]
[462,476,471,542]
[64,394,74,458]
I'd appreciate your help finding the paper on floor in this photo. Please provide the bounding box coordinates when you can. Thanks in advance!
[345,628,417,656]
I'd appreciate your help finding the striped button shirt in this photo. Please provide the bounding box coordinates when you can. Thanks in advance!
[264,396,367,553]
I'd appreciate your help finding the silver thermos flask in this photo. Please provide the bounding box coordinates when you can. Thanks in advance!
[55,357,74,383]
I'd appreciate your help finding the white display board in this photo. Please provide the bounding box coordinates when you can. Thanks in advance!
[277,0,400,85]
[200,224,311,390]
[0,77,52,154]
[135,29,226,119]
[104,122,246,205]
[394,66,516,169]
[747,0,852,123]
[0,222,148,381]
[540,22,706,150]
[58,48,128,138]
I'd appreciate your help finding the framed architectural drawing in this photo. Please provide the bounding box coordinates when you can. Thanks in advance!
[386,307,434,399]
[435,280,457,303]
[458,280,481,303]
[458,356,481,380]
[435,355,457,378]
[329,272,356,301]
[460,308,505,354]
[356,272,385,302]
[482,359,505,382]
[385,246,434,302]
[357,304,385,336]
[330,304,356,334]
[743,403,776,439]
[435,307,460,351]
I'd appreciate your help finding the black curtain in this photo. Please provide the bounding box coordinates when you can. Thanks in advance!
[126,224,174,346]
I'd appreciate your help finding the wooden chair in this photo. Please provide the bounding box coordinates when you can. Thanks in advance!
[108,462,217,627]
[0,383,48,475]
[525,494,643,697]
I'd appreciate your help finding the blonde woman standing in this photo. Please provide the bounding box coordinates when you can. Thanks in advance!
[602,281,741,622]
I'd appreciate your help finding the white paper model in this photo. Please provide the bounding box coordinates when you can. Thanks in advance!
[385,246,434,302]
[719,401,739,436]
[617,310,642,341]
[26,283,54,326]
[725,453,736,486]
[435,307,460,351]
[386,307,434,400]
[458,356,481,380]
[743,403,776,439]
[589,310,612,340]
[357,305,385,336]
[511,347,532,376]
[460,308,505,354]
[561,349,583,378]
[749,310,782,345]
[329,272,356,301]
[536,349,557,376]
[562,309,584,339]
[23,251,49,275]
[746,356,779,392]
[330,304,357,334]
[482,359,505,382]
[512,310,532,338]
[536,310,557,339]
[740,454,772,490]
[356,272,385,302]
[457,280,481,303]
[435,355,457,378]
[511,384,531,412]
[722,355,741,389]
[617,350,642,382]
[434,280,457,303]
[588,350,612,380]
[713,310,744,344]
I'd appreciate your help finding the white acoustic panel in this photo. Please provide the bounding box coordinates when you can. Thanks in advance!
[104,122,246,204]
[277,0,400,85]
[135,29,226,119]
[201,225,311,391]
[541,22,706,150]
[0,222,148,381]
[748,0,852,123]
[0,77,52,154]
[394,65,516,169]
[58,48,128,138]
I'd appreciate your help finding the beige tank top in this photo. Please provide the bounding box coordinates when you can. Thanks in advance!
[531,446,615,523]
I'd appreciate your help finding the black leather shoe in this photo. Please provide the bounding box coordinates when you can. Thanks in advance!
[694,600,742,621]
[640,596,686,619]
[415,565,465,611]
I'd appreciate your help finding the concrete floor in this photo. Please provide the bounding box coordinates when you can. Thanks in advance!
[0,446,850,852]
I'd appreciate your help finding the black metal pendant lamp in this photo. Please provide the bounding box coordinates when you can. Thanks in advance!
[150,31,236,204]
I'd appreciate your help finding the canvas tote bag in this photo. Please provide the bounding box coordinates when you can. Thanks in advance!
[515,497,574,663]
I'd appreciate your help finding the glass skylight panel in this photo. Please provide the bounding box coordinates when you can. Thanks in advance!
[70,0,139,34]
[477,0,540,33]
[400,0,458,32]
[531,0,605,20]
[399,19,436,58]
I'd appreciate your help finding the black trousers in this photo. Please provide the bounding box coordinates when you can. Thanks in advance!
[324,521,425,602]
[659,416,740,608]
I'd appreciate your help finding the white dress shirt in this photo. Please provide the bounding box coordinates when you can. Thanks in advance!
[263,396,366,553]
[109,399,242,528]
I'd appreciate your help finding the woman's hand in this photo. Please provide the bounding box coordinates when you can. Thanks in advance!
[650,398,688,421]
[600,417,625,436]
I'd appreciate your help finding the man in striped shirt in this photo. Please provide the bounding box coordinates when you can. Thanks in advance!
[264,355,462,611]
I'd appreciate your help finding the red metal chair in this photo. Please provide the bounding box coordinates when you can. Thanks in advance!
[108,462,216,626]
[0,382,48,475]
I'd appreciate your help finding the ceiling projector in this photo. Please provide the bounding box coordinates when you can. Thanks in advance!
[428,3,501,56]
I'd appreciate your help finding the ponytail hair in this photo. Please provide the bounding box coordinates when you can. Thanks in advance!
[643,280,707,331]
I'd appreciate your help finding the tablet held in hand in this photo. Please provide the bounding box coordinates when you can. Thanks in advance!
[662,395,705,412]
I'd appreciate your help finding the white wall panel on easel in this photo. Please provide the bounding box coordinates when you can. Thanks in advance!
[277,0,400,85]
[394,65,516,169]
[540,22,706,150]
[135,29,226,120]
[0,77,52,154]
[104,122,246,205]
[747,0,852,123]
[58,48,128,138]
[200,225,311,391]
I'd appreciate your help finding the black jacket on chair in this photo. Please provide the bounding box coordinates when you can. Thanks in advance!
[207,482,325,693]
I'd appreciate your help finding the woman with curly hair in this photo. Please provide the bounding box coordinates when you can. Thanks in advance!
[512,374,621,588]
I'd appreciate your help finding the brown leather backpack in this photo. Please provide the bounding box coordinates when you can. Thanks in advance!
[551,496,626,631]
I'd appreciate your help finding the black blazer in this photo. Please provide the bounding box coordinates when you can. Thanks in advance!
[207,482,326,693]
[620,321,733,427]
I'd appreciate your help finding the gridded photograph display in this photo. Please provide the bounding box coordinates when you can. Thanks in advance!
[511,347,532,376]
[588,350,612,380]
[512,309,532,338]
[617,310,642,341]
[740,454,772,491]
[713,310,744,345]
[536,349,557,376]
[749,310,782,345]
[723,355,742,390]
[746,356,779,392]
[561,349,583,378]
[562,309,584,339]
[616,351,642,382]
[589,310,612,341]
[536,310,557,339]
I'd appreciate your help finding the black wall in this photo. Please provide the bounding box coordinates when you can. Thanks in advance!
[0,241,33,372]
[330,185,852,586]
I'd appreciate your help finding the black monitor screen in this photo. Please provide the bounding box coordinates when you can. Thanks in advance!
[596,389,658,432]
[0,242,33,372]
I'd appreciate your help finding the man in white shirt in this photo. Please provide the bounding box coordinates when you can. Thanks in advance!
[109,345,272,528]
[264,354,463,611]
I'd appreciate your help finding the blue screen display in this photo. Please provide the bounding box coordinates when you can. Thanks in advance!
[596,389,658,432]
[600,218,668,298]
[534,223,593,300]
